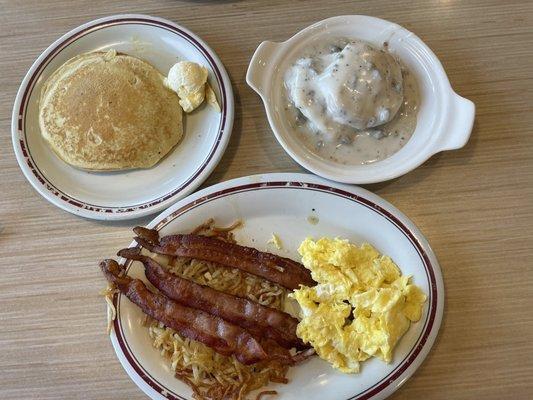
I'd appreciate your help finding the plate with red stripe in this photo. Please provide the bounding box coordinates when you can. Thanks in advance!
[12,14,233,220]
[108,173,443,400]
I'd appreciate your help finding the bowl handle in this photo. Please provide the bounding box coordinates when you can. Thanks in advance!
[436,92,475,152]
[246,41,280,96]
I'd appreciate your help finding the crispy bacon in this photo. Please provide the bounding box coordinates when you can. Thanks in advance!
[118,248,306,350]
[100,259,269,365]
[133,227,315,290]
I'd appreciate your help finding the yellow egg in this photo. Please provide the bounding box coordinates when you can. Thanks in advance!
[289,237,427,373]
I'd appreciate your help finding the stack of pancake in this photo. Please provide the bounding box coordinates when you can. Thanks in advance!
[39,50,183,171]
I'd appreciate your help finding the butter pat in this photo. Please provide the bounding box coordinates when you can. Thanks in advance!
[165,61,208,113]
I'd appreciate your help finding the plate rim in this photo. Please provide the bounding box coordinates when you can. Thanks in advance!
[11,13,234,221]
[108,172,444,400]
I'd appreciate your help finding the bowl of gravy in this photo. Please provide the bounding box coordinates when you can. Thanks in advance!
[246,15,475,184]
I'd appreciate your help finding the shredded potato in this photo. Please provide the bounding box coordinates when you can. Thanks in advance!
[100,284,119,335]
[103,220,291,400]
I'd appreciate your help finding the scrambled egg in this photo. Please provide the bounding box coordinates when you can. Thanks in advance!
[289,237,426,373]
[165,61,220,113]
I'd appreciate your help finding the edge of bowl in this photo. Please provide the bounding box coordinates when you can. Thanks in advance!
[247,15,474,184]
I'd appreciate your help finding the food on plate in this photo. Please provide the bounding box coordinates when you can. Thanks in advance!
[289,237,427,373]
[267,233,283,250]
[101,221,425,398]
[102,221,314,400]
[307,215,319,225]
[165,61,220,112]
[283,38,419,165]
[118,247,305,349]
[205,82,221,112]
[101,258,270,365]
[39,49,183,170]
[133,227,316,290]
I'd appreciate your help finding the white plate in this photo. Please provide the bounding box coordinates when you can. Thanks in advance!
[247,15,475,184]
[12,14,234,220]
[109,173,444,400]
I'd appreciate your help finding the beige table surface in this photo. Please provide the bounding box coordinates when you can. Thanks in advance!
[1,1,532,399]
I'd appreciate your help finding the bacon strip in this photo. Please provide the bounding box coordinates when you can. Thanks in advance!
[117,248,306,350]
[133,227,315,290]
[100,259,269,365]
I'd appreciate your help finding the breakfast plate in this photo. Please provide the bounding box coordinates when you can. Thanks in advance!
[247,15,475,184]
[12,14,234,220]
[108,173,444,400]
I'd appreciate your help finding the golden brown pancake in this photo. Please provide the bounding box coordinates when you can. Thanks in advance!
[39,50,183,171]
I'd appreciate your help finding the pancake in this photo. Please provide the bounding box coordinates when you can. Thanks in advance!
[39,50,183,171]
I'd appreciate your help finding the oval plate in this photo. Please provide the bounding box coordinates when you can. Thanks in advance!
[12,14,234,220]
[109,173,444,400]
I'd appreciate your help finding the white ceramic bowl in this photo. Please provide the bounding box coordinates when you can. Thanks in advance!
[12,14,234,220]
[246,15,475,184]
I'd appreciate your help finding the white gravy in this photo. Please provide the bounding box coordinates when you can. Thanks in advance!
[282,38,419,165]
